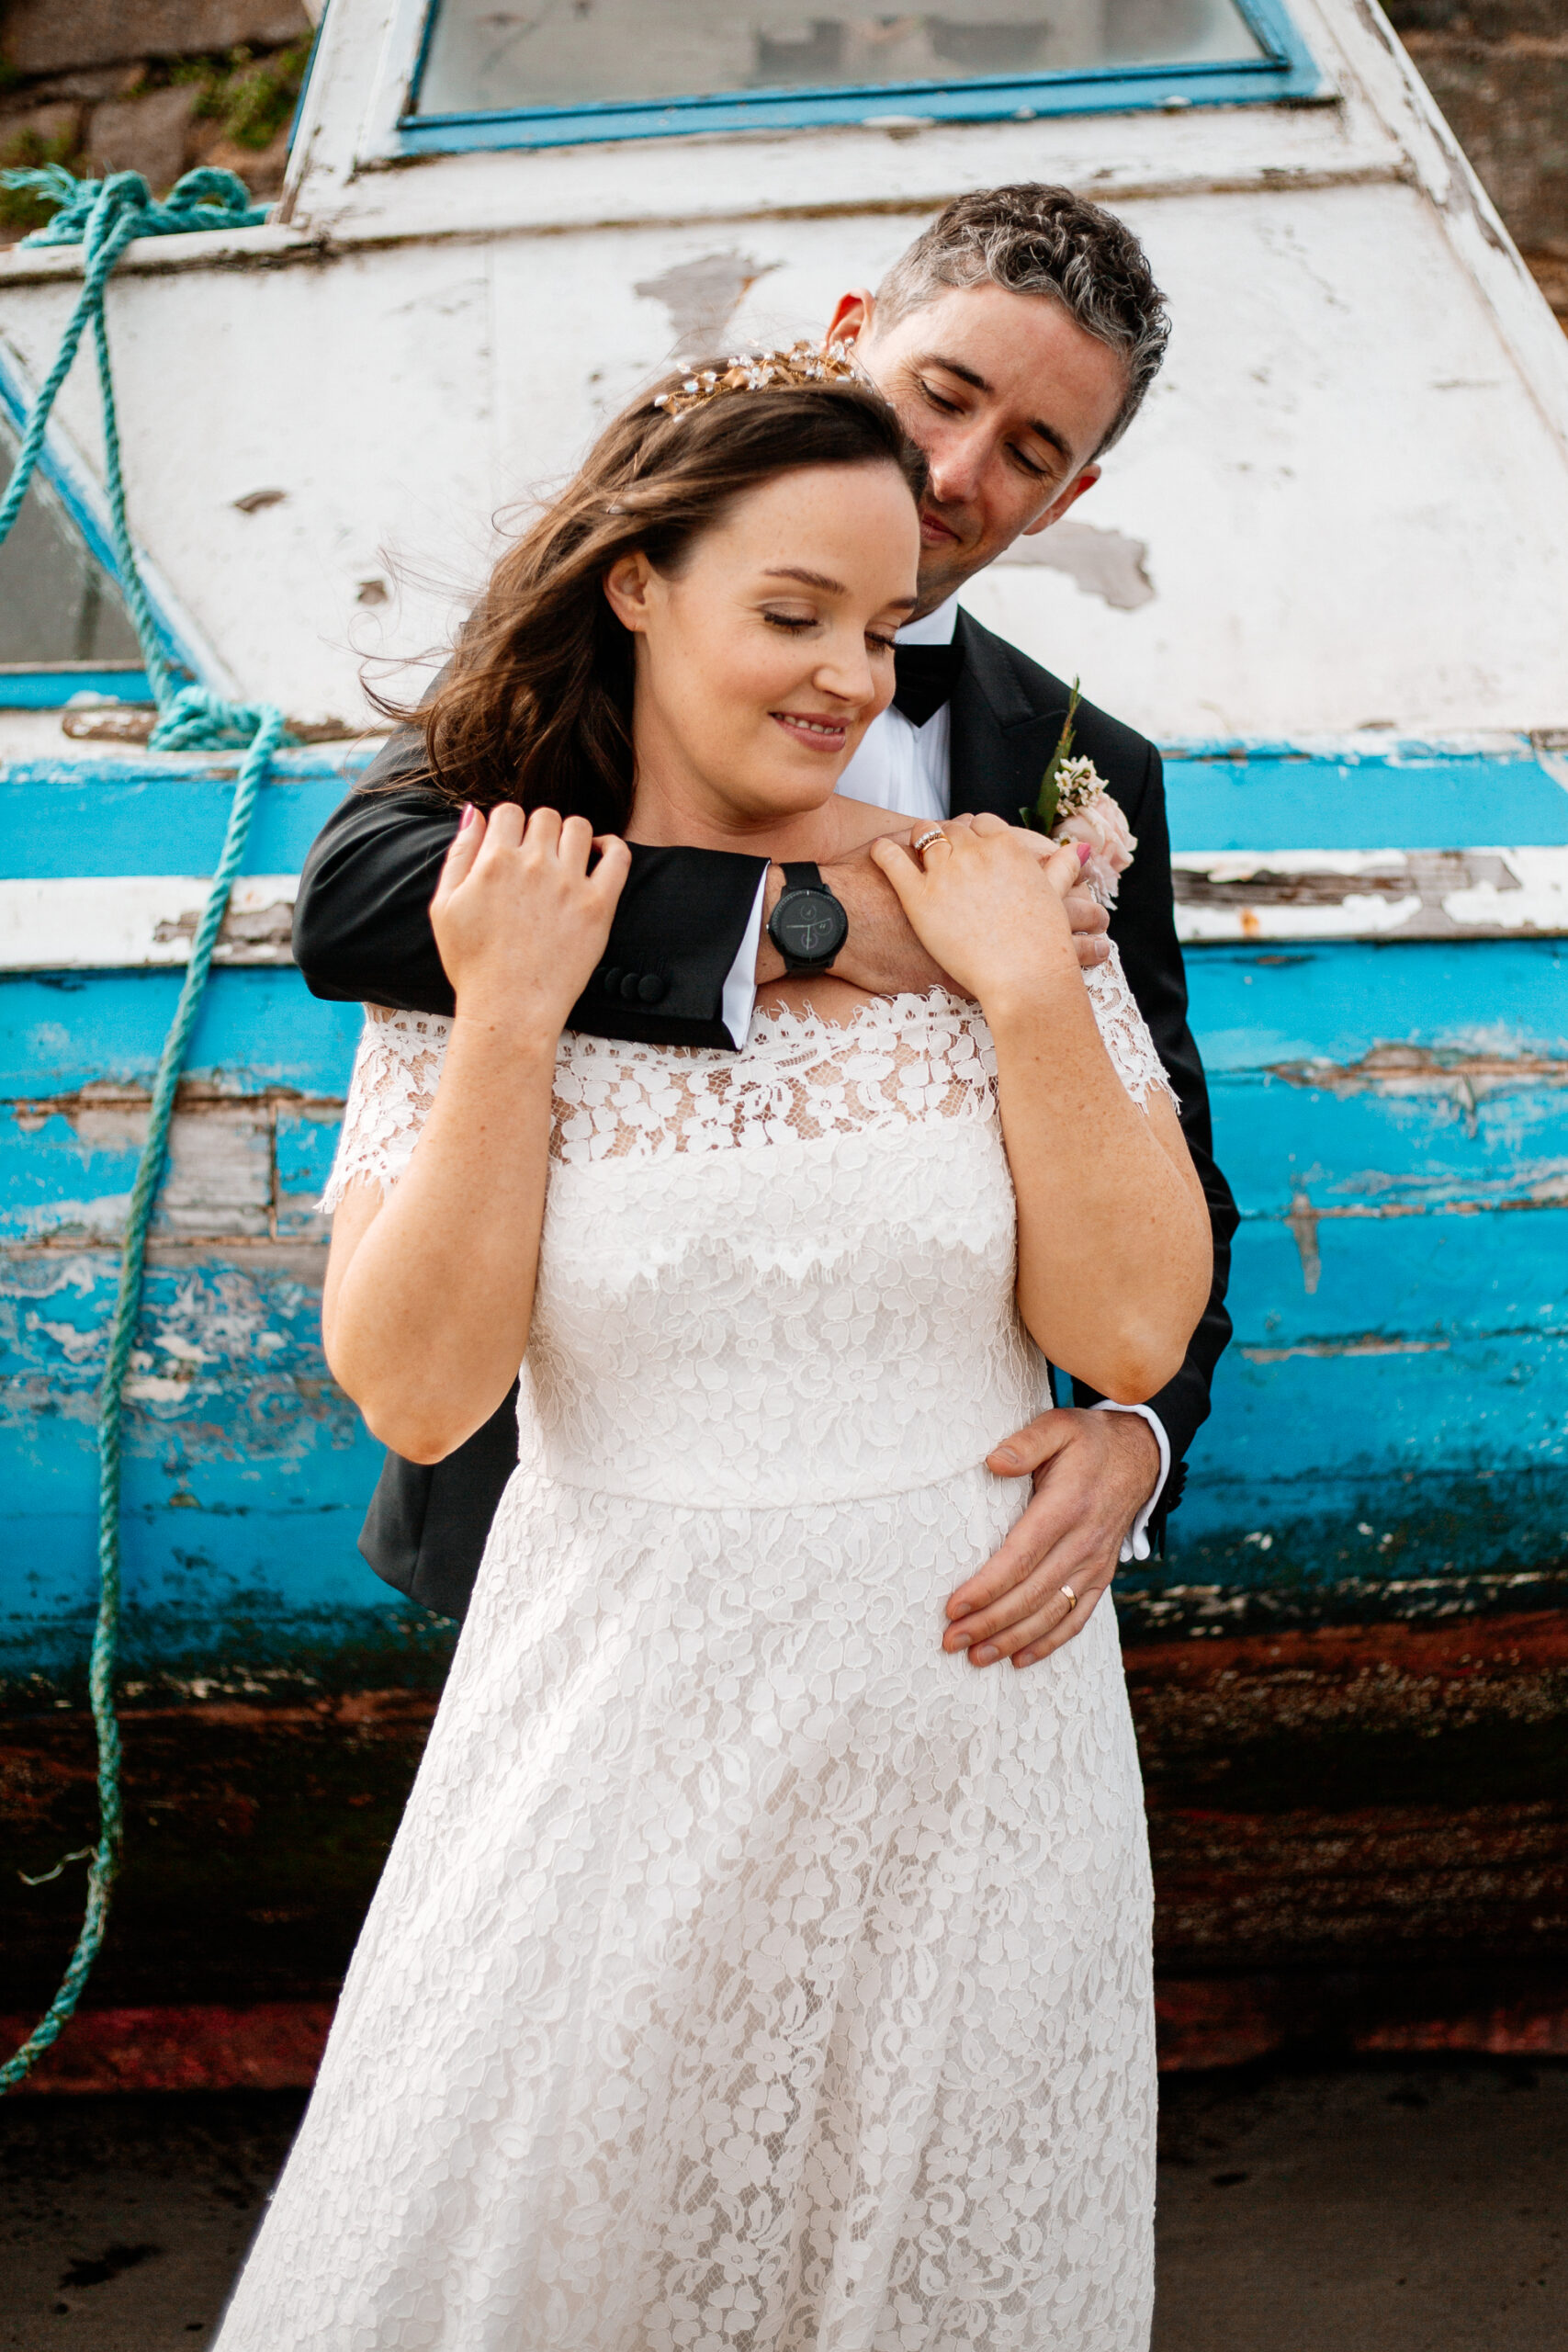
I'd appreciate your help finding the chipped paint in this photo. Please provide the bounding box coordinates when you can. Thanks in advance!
[0,876,299,970]
[1173,846,1568,942]
[994,519,1156,610]
[631,249,782,356]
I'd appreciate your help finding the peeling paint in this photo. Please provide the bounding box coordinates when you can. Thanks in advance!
[1241,1334,1450,1362]
[0,876,299,971]
[994,518,1156,609]
[632,249,781,356]
[1286,1187,1321,1292]
[1269,1038,1568,1100]
[1173,847,1568,942]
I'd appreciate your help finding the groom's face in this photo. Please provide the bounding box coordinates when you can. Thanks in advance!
[831,282,1130,613]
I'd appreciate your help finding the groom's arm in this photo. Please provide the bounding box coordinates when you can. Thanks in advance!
[294,729,767,1047]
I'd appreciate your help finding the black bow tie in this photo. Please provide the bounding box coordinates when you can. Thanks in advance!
[892,640,964,729]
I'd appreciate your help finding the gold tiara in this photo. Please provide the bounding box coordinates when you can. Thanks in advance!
[652,338,861,420]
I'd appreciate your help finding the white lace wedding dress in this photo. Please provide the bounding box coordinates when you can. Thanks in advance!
[218,963,1171,2352]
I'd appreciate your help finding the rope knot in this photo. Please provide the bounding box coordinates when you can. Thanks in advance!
[148,685,289,754]
[2,164,268,250]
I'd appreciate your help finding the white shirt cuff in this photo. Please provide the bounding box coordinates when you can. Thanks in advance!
[720,872,769,1049]
[1090,1401,1171,1563]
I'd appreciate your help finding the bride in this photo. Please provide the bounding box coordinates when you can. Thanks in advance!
[217,347,1212,2351]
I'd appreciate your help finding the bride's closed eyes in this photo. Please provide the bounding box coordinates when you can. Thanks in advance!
[760,608,899,655]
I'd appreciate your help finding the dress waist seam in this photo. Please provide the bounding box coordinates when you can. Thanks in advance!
[521,1451,1013,1514]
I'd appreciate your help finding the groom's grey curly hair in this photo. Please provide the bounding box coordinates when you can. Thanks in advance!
[875,185,1170,456]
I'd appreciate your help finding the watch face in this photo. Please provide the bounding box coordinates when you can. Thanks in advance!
[774,888,848,967]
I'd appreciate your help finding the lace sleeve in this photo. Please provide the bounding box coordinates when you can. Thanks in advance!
[1085,944,1178,1112]
[320,1005,452,1210]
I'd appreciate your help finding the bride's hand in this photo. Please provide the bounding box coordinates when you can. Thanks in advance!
[870,819,1086,1014]
[431,802,631,1041]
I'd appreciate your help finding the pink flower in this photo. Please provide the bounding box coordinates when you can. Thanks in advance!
[1055,793,1136,907]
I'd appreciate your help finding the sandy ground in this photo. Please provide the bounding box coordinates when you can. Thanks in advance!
[0,2060,1562,2349]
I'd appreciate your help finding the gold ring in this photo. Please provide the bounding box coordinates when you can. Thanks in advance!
[911,826,945,862]
[1059,1583,1077,1608]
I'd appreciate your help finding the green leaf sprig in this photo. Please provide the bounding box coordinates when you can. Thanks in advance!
[1021,677,1081,834]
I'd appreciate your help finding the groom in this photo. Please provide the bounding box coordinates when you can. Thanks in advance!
[295,182,1237,1669]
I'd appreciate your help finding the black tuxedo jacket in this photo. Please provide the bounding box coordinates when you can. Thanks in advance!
[296,611,1237,1616]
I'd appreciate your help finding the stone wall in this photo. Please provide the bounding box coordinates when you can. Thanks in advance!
[0,0,314,242]
[1386,0,1568,322]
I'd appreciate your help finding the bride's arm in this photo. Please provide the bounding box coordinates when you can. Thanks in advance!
[322,805,629,1464]
[872,822,1211,1406]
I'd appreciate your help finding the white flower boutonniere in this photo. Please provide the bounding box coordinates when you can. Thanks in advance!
[1020,679,1137,908]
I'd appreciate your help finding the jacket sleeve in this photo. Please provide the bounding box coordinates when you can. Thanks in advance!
[292,730,768,1045]
[1076,740,1240,1529]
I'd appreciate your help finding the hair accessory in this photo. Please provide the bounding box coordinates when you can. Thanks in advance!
[653,338,860,421]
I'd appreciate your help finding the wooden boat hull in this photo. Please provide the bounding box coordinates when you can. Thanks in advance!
[4,735,1565,2079]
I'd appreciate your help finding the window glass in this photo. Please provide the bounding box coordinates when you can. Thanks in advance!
[0,413,142,669]
[415,0,1266,118]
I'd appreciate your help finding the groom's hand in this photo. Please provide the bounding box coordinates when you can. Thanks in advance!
[756,827,1111,990]
[942,1409,1160,1669]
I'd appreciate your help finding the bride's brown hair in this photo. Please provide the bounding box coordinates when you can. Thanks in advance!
[378,356,927,826]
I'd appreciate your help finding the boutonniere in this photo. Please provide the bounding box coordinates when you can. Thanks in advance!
[1020,678,1137,908]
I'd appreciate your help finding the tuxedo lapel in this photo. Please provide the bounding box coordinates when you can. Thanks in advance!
[948,610,1069,823]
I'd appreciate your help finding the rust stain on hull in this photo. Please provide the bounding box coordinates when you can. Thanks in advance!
[5,1615,1563,2085]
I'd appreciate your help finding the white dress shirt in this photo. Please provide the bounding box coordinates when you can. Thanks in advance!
[721,594,1170,1560]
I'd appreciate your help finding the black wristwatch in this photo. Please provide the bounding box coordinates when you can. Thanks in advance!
[766,862,849,975]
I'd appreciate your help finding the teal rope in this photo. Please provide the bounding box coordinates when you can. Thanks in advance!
[0,167,284,2094]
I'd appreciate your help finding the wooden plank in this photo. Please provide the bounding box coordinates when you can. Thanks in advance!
[1172,846,1568,942]
[0,877,299,970]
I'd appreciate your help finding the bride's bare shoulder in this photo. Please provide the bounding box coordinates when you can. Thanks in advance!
[830,797,910,853]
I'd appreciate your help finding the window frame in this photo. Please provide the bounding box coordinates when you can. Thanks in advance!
[392,0,1322,155]
[0,347,206,710]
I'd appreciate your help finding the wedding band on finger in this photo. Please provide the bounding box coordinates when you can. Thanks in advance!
[1059,1583,1077,1609]
[911,826,946,864]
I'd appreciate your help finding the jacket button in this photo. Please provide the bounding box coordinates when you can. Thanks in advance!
[602,967,622,995]
[637,973,667,1005]
[619,971,642,1001]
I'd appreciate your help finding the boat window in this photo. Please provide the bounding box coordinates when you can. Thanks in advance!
[402,0,1315,150]
[0,411,147,706]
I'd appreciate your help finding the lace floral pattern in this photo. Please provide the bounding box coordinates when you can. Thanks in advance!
[319,946,1174,1209]
[221,963,1161,2351]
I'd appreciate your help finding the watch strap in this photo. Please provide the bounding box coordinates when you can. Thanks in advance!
[782,861,824,892]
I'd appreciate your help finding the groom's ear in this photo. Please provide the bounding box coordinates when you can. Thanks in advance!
[827,288,875,348]
[1021,463,1101,538]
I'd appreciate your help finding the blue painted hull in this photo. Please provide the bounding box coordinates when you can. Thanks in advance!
[4,742,1566,1685]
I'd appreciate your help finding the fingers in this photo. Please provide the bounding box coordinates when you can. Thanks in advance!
[1074,933,1111,972]
[1063,887,1110,939]
[518,803,560,858]
[1012,1580,1106,1669]
[482,798,525,853]
[552,810,593,866]
[945,1517,1055,1623]
[985,1408,1070,1479]
[436,803,628,903]
[434,802,486,907]
[587,831,632,910]
[945,1545,1100,1651]
[869,831,926,910]
[1042,842,1085,900]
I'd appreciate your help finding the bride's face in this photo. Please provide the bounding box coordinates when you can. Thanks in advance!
[604,459,920,835]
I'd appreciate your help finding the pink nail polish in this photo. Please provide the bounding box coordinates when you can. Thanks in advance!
[972,1644,998,1666]
[459,803,476,830]
[1076,842,1091,865]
